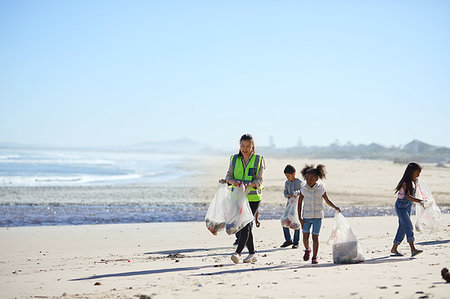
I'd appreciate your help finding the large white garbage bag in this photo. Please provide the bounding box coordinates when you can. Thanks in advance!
[225,184,253,235]
[415,178,441,232]
[280,195,301,230]
[328,212,365,264]
[205,182,230,235]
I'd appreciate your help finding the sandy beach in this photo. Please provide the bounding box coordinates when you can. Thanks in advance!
[1,157,449,298]
[1,215,449,298]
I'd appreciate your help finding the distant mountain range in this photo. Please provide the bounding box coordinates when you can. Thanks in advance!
[259,139,450,164]
[1,139,449,163]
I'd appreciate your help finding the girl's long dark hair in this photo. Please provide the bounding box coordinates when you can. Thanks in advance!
[238,134,255,157]
[301,164,326,180]
[395,162,422,195]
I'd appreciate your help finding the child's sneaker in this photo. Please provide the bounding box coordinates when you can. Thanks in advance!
[243,254,257,263]
[312,256,318,264]
[303,248,311,261]
[231,253,240,264]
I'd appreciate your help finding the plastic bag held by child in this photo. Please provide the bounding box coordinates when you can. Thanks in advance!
[280,193,301,230]
[205,182,229,235]
[415,178,441,232]
[225,184,253,235]
[328,212,365,264]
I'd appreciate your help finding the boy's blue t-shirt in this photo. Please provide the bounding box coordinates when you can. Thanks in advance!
[284,178,302,199]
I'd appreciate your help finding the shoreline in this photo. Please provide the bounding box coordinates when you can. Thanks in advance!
[1,215,449,298]
[1,202,449,227]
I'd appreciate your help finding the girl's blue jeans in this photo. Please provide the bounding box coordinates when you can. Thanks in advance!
[394,198,414,244]
[283,227,300,244]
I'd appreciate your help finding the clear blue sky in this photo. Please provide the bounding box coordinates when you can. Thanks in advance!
[1,1,449,149]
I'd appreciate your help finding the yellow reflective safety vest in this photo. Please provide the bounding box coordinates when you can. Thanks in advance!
[230,154,263,202]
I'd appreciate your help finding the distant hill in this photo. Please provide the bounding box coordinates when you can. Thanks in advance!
[258,139,450,163]
[1,139,449,163]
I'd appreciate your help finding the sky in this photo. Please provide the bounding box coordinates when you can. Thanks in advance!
[1,0,449,150]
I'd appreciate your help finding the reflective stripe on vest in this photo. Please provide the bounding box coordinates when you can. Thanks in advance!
[230,154,262,202]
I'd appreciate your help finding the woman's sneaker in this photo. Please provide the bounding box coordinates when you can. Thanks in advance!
[243,254,257,263]
[312,256,318,264]
[231,253,241,264]
[280,240,293,248]
[303,248,311,261]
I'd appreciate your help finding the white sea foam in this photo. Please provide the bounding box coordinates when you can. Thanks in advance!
[0,148,189,186]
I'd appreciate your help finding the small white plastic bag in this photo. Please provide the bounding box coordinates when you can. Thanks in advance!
[225,184,253,235]
[328,212,365,264]
[205,182,229,235]
[280,196,301,230]
[415,178,441,232]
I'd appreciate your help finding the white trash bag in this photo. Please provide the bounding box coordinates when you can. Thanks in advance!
[415,178,441,232]
[205,182,230,235]
[280,195,301,230]
[225,184,253,235]
[328,212,365,264]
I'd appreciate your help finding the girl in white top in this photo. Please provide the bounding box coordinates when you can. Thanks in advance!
[297,164,340,264]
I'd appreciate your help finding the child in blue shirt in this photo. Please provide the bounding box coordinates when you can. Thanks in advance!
[280,164,302,249]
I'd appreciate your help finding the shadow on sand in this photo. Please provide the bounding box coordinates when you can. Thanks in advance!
[70,254,412,281]
[417,239,450,246]
[145,246,287,258]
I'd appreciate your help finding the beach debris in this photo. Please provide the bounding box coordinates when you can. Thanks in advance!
[198,283,203,287]
[94,282,102,286]
[441,268,450,283]
[167,253,185,259]
[213,264,224,267]
[139,295,151,299]
[96,258,129,264]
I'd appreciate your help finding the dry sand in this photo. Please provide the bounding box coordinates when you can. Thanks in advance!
[185,156,450,207]
[1,216,449,298]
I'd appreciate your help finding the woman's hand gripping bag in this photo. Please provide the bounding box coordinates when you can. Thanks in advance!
[280,195,301,230]
[205,182,229,235]
[225,184,253,235]
[415,178,441,232]
[328,212,365,264]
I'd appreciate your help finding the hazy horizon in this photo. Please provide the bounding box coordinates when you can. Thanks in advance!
[1,1,449,149]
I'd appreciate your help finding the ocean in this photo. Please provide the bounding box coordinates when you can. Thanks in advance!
[1,148,448,227]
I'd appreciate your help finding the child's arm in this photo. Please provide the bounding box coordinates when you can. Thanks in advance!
[297,193,305,228]
[323,192,341,212]
[402,183,424,204]
[255,211,260,227]
[284,181,291,199]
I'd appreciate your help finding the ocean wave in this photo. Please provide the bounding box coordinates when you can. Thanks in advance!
[0,173,146,186]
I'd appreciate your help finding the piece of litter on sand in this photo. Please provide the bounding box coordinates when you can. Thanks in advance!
[94,282,102,286]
